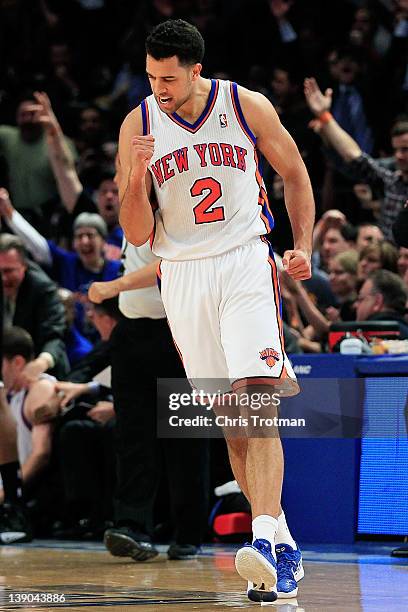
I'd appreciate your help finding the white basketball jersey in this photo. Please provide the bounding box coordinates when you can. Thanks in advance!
[119,238,165,319]
[9,374,56,467]
[142,80,274,261]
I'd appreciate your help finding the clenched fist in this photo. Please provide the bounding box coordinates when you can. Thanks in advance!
[130,134,155,182]
[282,249,311,281]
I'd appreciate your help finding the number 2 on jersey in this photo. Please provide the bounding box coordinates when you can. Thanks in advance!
[191,177,225,224]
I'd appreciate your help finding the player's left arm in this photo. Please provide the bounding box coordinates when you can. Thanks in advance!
[239,87,315,280]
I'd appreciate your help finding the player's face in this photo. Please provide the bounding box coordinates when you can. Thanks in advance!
[146,54,201,114]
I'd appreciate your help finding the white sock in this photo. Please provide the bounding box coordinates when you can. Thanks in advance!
[252,514,278,548]
[276,510,297,549]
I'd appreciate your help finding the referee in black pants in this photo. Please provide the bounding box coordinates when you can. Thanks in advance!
[89,241,209,560]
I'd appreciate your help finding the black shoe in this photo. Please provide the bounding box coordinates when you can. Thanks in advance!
[391,546,408,558]
[53,518,106,541]
[104,526,159,561]
[167,543,198,560]
[0,503,32,544]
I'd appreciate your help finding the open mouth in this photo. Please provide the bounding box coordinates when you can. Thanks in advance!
[159,96,172,106]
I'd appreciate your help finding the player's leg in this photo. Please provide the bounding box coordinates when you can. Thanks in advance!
[230,386,281,600]
[160,252,302,596]
[224,433,301,597]
[159,258,230,387]
[220,239,302,600]
[224,437,249,500]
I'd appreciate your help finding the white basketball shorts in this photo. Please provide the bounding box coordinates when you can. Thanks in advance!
[159,238,299,396]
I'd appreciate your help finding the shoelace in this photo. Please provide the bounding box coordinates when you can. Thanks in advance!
[251,540,272,555]
[277,552,299,580]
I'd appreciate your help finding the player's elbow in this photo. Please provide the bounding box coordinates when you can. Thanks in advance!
[122,225,152,247]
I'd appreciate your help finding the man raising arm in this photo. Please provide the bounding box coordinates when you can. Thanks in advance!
[304,77,408,241]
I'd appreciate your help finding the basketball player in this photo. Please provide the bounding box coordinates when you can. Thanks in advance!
[118,20,314,602]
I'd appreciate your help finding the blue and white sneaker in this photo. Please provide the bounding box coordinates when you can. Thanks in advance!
[235,539,277,602]
[275,543,304,598]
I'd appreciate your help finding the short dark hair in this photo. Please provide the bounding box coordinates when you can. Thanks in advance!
[0,234,28,263]
[3,326,34,362]
[369,270,407,314]
[391,120,408,138]
[357,221,381,231]
[95,165,116,187]
[93,297,123,321]
[340,223,358,243]
[146,19,205,65]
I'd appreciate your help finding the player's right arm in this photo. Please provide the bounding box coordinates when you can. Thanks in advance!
[118,107,155,246]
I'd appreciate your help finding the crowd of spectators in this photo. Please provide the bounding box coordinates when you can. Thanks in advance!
[0,0,407,539]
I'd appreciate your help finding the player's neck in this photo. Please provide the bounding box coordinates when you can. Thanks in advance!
[175,77,213,123]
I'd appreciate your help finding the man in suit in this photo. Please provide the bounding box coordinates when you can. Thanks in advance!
[0,234,69,385]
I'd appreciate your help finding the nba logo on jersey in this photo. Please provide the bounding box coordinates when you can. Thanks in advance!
[219,113,228,128]
[259,348,280,368]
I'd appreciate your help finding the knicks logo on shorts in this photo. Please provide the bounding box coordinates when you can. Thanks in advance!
[259,348,280,368]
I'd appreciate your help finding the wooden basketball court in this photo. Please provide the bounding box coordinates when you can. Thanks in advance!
[1,541,407,611]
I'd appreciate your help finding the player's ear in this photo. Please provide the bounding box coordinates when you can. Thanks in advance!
[192,63,202,81]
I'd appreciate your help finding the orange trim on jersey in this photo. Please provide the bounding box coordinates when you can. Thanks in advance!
[166,314,185,366]
[168,80,220,133]
[156,263,185,367]
[149,202,158,249]
[231,372,300,397]
[232,374,289,390]
[172,335,184,365]
[254,150,273,233]
[145,100,150,134]
[264,245,285,356]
